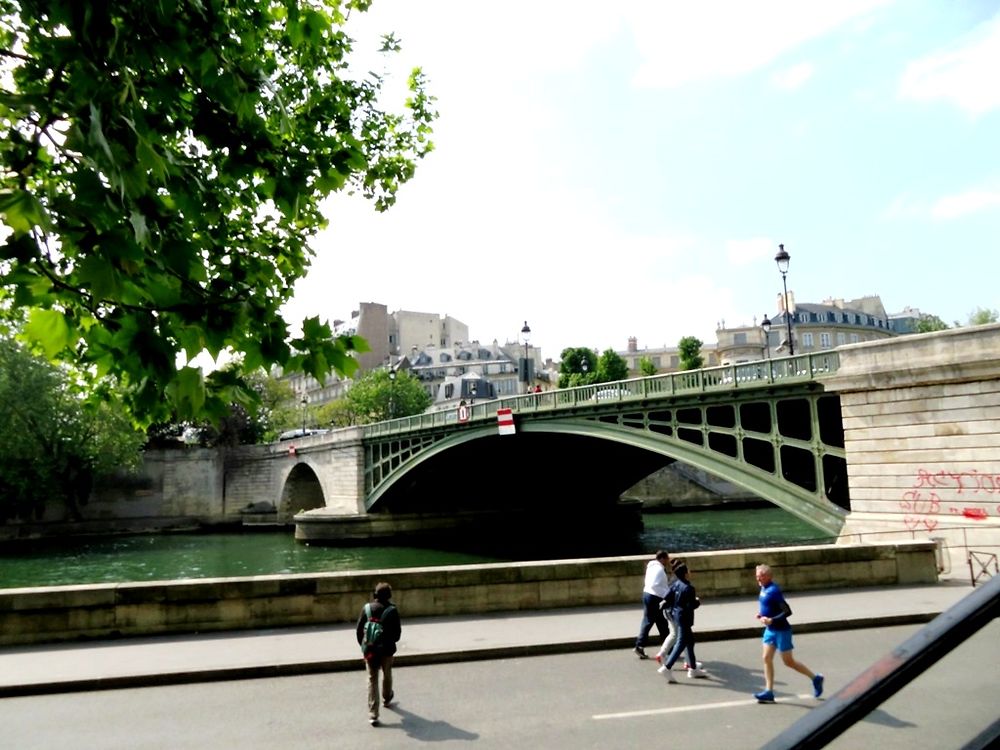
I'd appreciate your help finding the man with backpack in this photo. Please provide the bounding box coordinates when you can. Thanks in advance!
[356,581,402,726]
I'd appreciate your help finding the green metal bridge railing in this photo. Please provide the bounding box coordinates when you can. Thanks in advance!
[362,350,840,439]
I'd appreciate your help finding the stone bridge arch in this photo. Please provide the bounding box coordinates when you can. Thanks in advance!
[278,461,326,521]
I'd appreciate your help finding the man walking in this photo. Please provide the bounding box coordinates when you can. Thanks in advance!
[357,581,402,726]
[634,550,671,659]
[752,564,823,703]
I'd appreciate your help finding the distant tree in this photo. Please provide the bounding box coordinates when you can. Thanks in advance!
[967,308,999,326]
[334,369,431,425]
[916,314,949,333]
[678,336,704,370]
[558,347,597,388]
[638,356,658,376]
[596,348,629,383]
[315,398,359,429]
[0,1,436,424]
[0,337,144,522]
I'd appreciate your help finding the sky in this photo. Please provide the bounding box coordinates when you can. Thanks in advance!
[281,0,1000,362]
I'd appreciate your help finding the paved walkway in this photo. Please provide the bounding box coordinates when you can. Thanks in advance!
[0,578,975,697]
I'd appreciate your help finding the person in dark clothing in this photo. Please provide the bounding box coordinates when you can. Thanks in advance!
[356,581,402,726]
[657,559,708,682]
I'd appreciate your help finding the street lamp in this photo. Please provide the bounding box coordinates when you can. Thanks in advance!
[761,314,772,359]
[387,368,396,419]
[469,379,478,405]
[300,395,308,434]
[520,321,531,390]
[774,243,794,355]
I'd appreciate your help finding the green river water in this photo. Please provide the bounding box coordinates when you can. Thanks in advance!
[0,507,835,589]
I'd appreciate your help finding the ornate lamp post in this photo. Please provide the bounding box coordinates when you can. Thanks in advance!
[761,314,772,359]
[774,244,794,355]
[520,321,531,390]
[300,395,308,434]
[387,368,396,418]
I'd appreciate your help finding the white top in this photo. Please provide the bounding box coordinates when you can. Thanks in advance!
[642,558,671,598]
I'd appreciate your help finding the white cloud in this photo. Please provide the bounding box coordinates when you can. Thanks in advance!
[624,0,892,88]
[931,189,1000,220]
[898,13,1000,115]
[771,62,815,90]
[726,237,776,266]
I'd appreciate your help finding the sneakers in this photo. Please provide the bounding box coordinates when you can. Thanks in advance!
[383,690,394,707]
[654,653,663,665]
[657,665,677,683]
[812,674,825,698]
[687,667,708,678]
[634,646,648,660]
[684,661,704,670]
[369,718,380,727]
[753,689,775,703]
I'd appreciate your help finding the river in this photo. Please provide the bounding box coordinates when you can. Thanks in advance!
[0,507,834,589]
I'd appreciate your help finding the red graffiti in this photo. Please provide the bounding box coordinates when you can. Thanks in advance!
[913,468,1000,494]
[901,467,1000,531]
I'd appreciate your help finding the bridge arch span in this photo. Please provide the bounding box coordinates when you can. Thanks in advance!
[278,461,326,521]
[366,417,846,535]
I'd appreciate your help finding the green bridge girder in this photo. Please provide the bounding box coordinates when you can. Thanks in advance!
[361,352,849,536]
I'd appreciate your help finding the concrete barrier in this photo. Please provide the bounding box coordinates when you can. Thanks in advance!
[0,541,937,646]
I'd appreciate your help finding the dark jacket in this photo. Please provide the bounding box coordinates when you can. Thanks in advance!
[356,598,402,657]
[668,577,700,628]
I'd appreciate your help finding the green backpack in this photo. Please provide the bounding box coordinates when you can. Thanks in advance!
[361,603,394,660]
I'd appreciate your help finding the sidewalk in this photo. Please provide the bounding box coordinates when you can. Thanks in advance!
[0,579,974,697]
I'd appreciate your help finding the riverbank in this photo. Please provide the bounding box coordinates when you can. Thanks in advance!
[0,540,938,647]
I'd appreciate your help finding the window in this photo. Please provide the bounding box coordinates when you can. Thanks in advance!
[734,332,747,345]
[802,332,814,347]
[652,356,661,368]
[850,334,859,343]
[820,333,831,348]
[836,333,846,345]
[439,352,452,362]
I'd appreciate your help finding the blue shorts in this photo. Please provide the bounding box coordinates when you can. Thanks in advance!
[762,627,794,652]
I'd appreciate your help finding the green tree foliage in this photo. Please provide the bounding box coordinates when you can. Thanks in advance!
[678,336,704,370]
[557,346,596,388]
[638,356,657,376]
[916,314,949,333]
[0,337,145,521]
[596,348,628,382]
[967,307,999,326]
[0,1,436,424]
[320,368,430,425]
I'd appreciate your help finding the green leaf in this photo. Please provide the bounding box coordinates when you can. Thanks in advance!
[24,308,73,358]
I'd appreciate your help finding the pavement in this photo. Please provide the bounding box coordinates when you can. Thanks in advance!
[0,577,977,698]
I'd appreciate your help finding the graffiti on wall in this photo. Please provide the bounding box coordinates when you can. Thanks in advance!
[899,468,1000,531]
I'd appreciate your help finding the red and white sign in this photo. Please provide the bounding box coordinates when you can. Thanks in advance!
[457,404,470,423]
[497,408,516,435]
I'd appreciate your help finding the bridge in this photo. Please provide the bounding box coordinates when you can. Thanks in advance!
[223,324,1000,569]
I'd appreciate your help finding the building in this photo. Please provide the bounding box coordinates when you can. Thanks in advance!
[285,303,546,411]
[619,336,720,375]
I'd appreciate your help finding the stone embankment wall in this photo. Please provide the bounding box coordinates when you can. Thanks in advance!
[823,324,1000,575]
[0,541,937,646]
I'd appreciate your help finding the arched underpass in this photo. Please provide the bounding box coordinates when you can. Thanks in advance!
[279,462,326,522]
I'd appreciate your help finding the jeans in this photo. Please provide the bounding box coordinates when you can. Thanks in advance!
[636,592,670,648]
[664,620,697,670]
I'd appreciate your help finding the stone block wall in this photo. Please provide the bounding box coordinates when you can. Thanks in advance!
[0,541,937,646]
[823,324,1000,575]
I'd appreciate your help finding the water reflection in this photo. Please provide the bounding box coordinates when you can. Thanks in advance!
[0,507,834,589]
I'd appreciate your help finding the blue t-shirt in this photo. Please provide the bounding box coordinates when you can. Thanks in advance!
[758,581,791,631]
